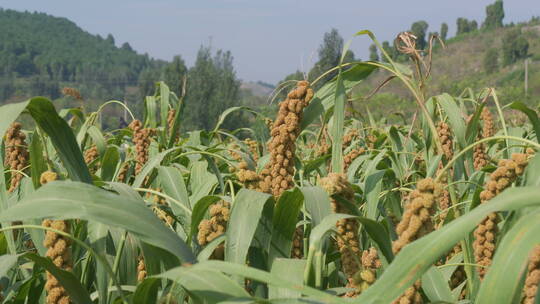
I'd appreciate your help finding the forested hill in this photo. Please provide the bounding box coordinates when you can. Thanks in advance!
[0,9,171,104]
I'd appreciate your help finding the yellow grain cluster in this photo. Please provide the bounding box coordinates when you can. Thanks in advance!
[473,153,528,279]
[344,147,365,171]
[391,178,441,304]
[315,132,331,157]
[523,245,540,304]
[393,178,441,253]
[117,162,129,183]
[197,200,231,259]
[4,122,29,193]
[259,81,313,196]
[41,172,72,304]
[473,107,495,170]
[291,226,304,259]
[244,138,259,161]
[366,134,377,149]
[343,129,359,147]
[436,122,453,161]
[236,161,260,190]
[167,108,176,131]
[152,189,174,226]
[129,120,151,175]
[319,173,360,278]
[137,257,147,282]
[347,247,382,296]
[61,87,83,100]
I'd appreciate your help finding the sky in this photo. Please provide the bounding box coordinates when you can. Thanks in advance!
[0,1,538,83]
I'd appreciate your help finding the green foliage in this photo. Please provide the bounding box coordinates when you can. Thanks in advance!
[410,20,429,50]
[483,48,500,73]
[308,29,355,89]
[483,0,505,29]
[456,17,478,35]
[502,28,530,66]
[369,44,379,61]
[440,22,449,41]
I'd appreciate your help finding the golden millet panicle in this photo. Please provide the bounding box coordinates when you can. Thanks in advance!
[61,87,83,100]
[480,107,495,138]
[436,121,453,161]
[366,134,377,150]
[522,244,540,304]
[344,147,365,171]
[167,108,176,132]
[291,225,304,259]
[392,281,423,304]
[41,172,72,304]
[319,173,360,279]
[137,256,147,282]
[152,188,174,226]
[346,247,382,297]
[129,120,151,175]
[244,138,259,161]
[343,129,359,148]
[315,132,331,157]
[259,81,313,196]
[5,122,29,193]
[473,107,495,171]
[393,178,441,254]
[236,161,260,190]
[117,162,129,183]
[197,200,231,259]
[473,153,528,279]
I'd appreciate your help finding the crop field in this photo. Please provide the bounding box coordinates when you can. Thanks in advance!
[0,32,539,304]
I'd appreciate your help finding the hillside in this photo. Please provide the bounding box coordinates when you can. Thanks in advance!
[0,8,165,103]
[355,20,540,120]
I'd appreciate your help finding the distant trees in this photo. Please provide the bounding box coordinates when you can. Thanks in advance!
[369,44,379,61]
[440,23,448,41]
[483,48,499,73]
[483,0,505,29]
[184,47,242,130]
[456,18,478,35]
[163,55,188,96]
[502,28,529,65]
[410,21,429,49]
[308,28,355,89]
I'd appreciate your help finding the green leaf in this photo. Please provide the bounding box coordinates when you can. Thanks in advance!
[0,254,18,278]
[331,70,346,173]
[510,101,540,143]
[364,170,385,220]
[301,186,332,227]
[422,266,453,302]
[29,131,47,189]
[133,278,160,304]
[100,146,119,181]
[0,181,196,263]
[269,258,306,299]
[0,100,28,139]
[26,97,92,183]
[268,188,304,264]
[225,189,272,266]
[158,264,250,304]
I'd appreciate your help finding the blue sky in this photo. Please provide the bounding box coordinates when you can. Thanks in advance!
[0,1,538,83]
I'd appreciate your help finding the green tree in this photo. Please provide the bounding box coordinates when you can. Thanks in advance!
[483,0,504,29]
[410,21,429,50]
[440,23,448,41]
[308,28,355,88]
[381,41,393,62]
[162,55,187,96]
[502,29,529,65]
[369,44,379,61]
[185,47,242,130]
[483,48,499,73]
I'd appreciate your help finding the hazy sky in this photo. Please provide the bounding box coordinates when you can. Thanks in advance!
[0,1,538,83]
